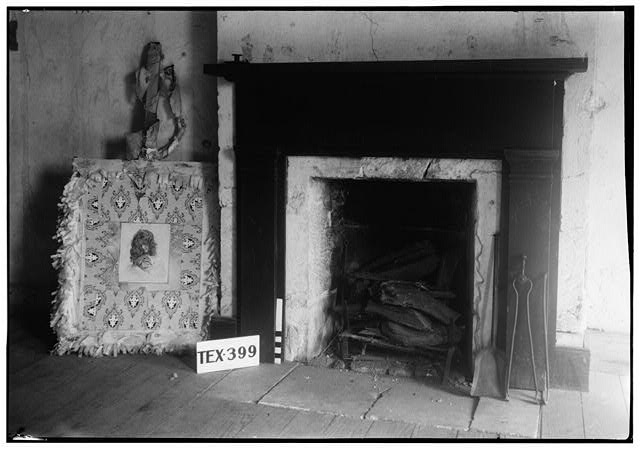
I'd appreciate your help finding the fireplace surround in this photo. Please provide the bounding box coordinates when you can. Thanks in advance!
[285,156,500,369]
[205,58,588,389]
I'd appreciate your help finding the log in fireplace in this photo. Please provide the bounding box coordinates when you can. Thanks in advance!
[205,58,588,390]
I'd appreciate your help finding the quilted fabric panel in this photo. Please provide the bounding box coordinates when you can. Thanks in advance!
[51,158,219,356]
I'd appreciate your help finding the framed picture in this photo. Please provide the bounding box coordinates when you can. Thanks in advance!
[118,223,171,284]
[50,158,221,356]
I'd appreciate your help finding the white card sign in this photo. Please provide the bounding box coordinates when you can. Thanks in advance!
[196,335,260,373]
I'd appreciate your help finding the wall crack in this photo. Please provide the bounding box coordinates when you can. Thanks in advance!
[473,224,485,350]
[361,12,380,61]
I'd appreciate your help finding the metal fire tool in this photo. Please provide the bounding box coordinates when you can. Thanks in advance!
[542,271,550,405]
[505,255,549,404]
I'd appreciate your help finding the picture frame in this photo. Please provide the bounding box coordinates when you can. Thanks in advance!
[50,158,220,356]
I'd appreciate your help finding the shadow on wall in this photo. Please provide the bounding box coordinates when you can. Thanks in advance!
[188,11,223,335]
[11,167,70,345]
[188,10,218,163]
[105,67,146,159]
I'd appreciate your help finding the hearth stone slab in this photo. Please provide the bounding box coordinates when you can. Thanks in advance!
[470,389,540,438]
[258,365,395,418]
[411,424,458,438]
[365,378,476,430]
[202,362,298,403]
[365,419,416,438]
[456,429,500,438]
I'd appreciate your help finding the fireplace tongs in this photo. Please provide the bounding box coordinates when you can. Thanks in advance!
[505,255,550,405]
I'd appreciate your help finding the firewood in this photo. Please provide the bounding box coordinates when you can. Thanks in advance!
[365,301,439,331]
[368,259,440,281]
[340,331,424,354]
[414,283,457,300]
[380,320,455,349]
[348,276,456,300]
[358,327,385,339]
[380,281,460,325]
[354,240,440,281]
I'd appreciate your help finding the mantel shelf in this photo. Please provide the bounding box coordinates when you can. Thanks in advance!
[341,222,466,238]
[204,57,588,82]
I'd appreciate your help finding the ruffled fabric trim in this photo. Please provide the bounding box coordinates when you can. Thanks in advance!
[50,174,86,339]
[52,330,201,357]
[50,159,221,357]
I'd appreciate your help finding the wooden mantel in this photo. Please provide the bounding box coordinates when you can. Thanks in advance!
[204,58,588,81]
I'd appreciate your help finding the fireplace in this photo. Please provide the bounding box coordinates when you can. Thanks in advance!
[285,156,500,379]
[205,58,588,389]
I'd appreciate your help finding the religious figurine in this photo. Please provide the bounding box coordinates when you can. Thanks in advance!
[126,42,186,160]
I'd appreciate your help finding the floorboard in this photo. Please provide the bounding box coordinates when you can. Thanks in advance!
[540,389,585,439]
[49,355,192,437]
[411,424,457,438]
[188,398,262,438]
[365,419,416,438]
[9,354,97,392]
[456,429,499,438]
[322,415,374,438]
[110,367,231,438]
[582,371,629,440]
[619,375,630,415]
[7,341,49,374]
[278,410,337,438]
[233,404,299,438]
[151,397,256,438]
[8,355,136,436]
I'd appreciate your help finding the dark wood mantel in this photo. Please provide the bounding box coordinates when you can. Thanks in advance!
[205,57,588,81]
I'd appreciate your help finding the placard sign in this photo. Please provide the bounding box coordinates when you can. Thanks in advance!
[196,335,260,373]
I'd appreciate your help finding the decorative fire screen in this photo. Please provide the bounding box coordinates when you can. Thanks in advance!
[50,158,218,356]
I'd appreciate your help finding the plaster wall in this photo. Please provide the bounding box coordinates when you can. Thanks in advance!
[217,11,628,335]
[9,11,219,303]
[583,14,628,332]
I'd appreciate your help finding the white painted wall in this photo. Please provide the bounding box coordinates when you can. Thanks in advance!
[217,11,629,335]
[583,14,628,332]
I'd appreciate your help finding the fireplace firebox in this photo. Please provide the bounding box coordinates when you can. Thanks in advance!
[316,178,476,380]
[205,58,588,390]
[285,156,500,383]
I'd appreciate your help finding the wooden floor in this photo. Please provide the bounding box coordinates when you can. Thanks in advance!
[540,330,631,440]
[7,314,459,439]
[6,309,631,440]
[7,352,457,439]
